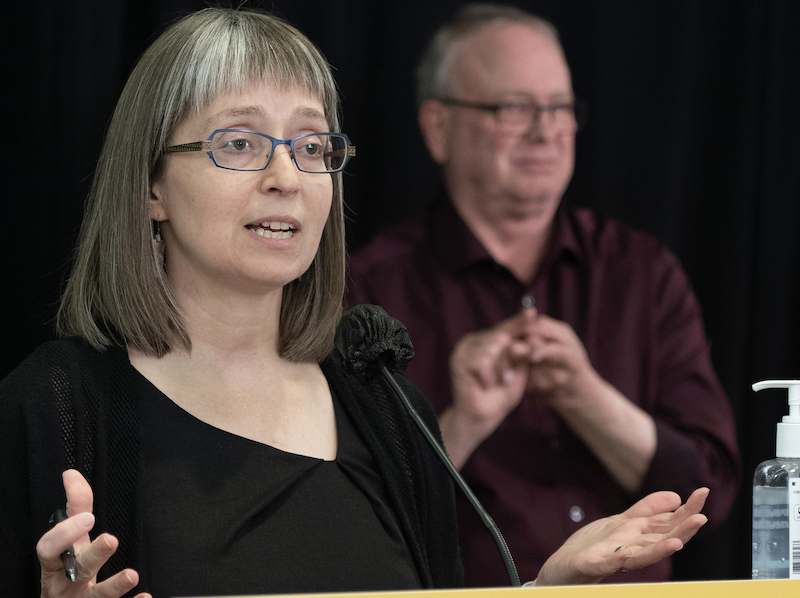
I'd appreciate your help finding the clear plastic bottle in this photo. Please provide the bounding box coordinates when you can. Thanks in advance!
[751,380,800,580]
[752,458,800,578]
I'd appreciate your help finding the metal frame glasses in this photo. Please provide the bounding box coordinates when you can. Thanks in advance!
[436,97,586,134]
[164,129,356,173]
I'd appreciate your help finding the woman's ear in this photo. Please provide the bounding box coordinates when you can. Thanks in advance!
[418,100,451,165]
[150,178,168,222]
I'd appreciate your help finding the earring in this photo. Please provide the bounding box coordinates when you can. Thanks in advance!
[153,221,165,268]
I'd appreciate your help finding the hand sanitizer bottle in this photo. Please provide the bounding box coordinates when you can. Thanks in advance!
[752,380,800,579]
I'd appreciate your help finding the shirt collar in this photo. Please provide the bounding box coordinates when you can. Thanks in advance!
[427,199,492,275]
[427,193,585,278]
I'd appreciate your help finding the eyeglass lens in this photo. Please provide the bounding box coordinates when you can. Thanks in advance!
[210,131,347,172]
[497,104,576,132]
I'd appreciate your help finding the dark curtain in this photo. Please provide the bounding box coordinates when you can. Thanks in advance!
[3,0,798,583]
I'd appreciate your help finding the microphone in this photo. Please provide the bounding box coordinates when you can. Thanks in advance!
[336,304,521,587]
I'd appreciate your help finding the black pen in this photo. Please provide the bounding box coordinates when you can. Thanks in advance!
[49,509,78,582]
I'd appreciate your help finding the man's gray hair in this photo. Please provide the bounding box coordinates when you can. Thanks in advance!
[416,3,565,105]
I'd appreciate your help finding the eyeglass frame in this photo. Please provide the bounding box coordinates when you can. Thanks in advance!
[163,128,357,173]
[435,97,587,133]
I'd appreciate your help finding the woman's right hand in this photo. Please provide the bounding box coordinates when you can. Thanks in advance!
[36,469,151,598]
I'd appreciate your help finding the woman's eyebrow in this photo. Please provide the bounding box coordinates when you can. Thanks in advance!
[292,105,329,128]
[201,104,327,131]
[202,105,266,130]
[293,105,326,120]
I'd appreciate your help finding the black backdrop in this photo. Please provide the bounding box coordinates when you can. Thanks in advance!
[3,0,799,583]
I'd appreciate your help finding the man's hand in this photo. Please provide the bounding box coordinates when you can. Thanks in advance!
[523,314,657,492]
[526,314,597,402]
[439,308,538,468]
[440,310,656,489]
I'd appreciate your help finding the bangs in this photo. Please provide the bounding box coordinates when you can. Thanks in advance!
[59,7,345,360]
[156,10,339,142]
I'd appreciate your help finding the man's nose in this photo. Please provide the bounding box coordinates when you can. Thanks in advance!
[523,107,558,140]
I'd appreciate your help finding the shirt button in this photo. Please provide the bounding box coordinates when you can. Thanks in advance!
[569,505,585,522]
[521,294,535,309]
[549,437,561,450]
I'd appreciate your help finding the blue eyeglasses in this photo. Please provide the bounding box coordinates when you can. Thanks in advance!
[164,129,356,173]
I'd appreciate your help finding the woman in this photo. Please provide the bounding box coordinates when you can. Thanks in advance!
[0,8,708,598]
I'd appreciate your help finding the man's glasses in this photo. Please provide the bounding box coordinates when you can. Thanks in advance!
[436,98,585,134]
[164,129,356,173]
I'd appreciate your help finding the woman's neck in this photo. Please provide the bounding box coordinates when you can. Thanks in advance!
[127,287,337,459]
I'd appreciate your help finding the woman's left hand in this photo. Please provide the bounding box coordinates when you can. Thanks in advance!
[535,487,709,586]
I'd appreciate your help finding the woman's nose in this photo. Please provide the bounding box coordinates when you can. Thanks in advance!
[261,144,301,194]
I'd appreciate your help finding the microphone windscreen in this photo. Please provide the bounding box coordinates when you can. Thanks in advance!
[335,304,415,381]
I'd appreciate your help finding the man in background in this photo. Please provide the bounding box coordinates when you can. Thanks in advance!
[347,3,740,586]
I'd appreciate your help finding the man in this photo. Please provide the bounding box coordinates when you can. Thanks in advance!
[346,4,739,586]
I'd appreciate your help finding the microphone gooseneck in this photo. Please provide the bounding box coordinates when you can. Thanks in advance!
[338,304,521,587]
[377,361,521,587]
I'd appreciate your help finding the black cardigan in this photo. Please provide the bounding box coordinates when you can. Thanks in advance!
[0,334,463,596]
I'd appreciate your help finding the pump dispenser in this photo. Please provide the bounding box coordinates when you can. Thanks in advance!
[751,380,800,579]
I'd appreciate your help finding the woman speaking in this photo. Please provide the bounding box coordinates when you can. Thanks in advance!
[0,8,708,598]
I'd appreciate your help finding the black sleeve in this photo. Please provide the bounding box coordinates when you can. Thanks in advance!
[0,345,68,598]
[321,351,464,588]
[396,372,465,587]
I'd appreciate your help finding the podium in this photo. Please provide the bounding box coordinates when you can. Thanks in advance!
[184,579,798,598]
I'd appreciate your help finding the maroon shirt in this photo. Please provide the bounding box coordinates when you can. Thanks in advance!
[346,199,740,586]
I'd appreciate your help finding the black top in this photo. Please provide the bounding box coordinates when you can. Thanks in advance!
[136,369,421,596]
[0,328,463,598]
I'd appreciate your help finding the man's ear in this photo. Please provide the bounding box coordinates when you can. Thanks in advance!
[418,100,451,165]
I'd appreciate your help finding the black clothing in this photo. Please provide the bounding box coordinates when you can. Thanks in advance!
[137,370,421,596]
[0,330,463,597]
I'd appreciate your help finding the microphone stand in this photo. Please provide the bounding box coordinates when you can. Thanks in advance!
[379,362,522,587]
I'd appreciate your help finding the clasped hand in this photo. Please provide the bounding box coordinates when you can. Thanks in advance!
[445,307,657,491]
[448,307,594,435]
[36,470,150,598]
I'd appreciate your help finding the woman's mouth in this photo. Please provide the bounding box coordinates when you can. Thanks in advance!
[246,221,295,239]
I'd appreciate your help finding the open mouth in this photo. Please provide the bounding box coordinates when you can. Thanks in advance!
[246,221,295,239]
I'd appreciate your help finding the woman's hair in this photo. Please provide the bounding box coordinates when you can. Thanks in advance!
[57,7,345,363]
[416,3,565,106]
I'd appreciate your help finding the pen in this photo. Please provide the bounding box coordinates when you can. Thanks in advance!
[48,509,78,582]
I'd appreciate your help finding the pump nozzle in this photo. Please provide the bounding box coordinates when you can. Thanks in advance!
[753,380,800,458]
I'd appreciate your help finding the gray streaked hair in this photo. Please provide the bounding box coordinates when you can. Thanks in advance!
[416,3,566,105]
[57,7,346,363]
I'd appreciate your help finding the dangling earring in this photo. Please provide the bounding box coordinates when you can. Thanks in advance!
[153,221,165,268]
